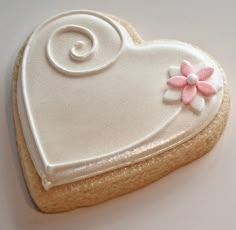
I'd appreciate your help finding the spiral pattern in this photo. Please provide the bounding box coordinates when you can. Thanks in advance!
[46,13,124,76]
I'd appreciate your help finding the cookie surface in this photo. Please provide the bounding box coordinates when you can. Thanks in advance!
[12,10,230,213]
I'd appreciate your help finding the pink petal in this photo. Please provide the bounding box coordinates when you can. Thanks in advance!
[181,60,193,77]
[196,67,214,81]
[182,85,197,104]
[197,82,216,96]
[167,76,187,88]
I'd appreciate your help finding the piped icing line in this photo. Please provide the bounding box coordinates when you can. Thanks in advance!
[164,60,222,113]
[46,12,125,76]
[47,25,97,65]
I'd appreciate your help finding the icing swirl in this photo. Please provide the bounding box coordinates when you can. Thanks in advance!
[46,15,124,77]
[47,25,97,66]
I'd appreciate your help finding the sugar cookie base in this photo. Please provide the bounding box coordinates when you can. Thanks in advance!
[12,15,230,213]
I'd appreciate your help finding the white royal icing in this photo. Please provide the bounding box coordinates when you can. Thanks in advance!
[163,88,182,103]
[168,66,181,78]
[17,10,224,189]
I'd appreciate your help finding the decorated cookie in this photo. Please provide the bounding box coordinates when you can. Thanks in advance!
[12,10,230,213]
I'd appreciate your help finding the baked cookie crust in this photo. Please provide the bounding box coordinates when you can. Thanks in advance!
[12,15,230,213]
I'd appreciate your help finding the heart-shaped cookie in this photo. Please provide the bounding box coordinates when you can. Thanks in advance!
[13,10,230,213]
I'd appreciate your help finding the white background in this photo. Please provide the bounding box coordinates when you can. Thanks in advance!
[0,0,235,229]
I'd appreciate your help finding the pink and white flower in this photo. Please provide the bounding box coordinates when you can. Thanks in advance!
[164,60,222,113]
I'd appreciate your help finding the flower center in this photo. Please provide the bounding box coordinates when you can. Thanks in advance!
[186,73,198,85]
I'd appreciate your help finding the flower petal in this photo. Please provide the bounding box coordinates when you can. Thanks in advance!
[210,81,223,92]
[168,66,181,78]
[197,81,216,96]
[163,88,182,103]
[181,60,193,77]
[167,76,187,88]
[196,67,214,81]
[190,94,205,113]
[182,85,197,104]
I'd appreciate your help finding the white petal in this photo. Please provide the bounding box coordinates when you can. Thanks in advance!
[211,81,223,92]
[207,77,223,92]
[168,66,181,78]
[163,88,182,103]
[190,94,205,113]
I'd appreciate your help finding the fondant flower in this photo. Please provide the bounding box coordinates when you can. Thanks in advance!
[164,60,222,113]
